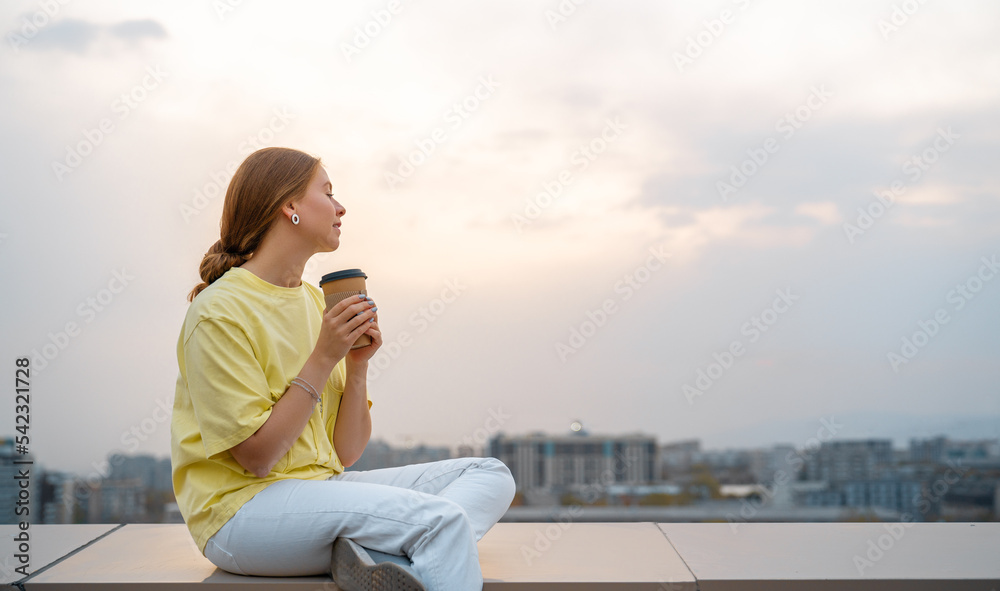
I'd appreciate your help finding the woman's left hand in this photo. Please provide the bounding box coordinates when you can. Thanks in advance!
[345,300,381,367]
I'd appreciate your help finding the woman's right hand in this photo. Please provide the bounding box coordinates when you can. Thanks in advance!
[313,294,377,368]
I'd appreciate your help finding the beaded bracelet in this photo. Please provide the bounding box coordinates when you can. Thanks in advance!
[291,376,323,416]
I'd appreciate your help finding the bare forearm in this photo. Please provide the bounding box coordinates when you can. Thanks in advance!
[230,352,335,478]
[333,361,372,467]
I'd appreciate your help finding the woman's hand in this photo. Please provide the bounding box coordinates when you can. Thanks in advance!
[346,303,381,366]
[313,294,380,368]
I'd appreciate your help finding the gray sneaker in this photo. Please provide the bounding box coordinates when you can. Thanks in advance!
[331,537,427,591]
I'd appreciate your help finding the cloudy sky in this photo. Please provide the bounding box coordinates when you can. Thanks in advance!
[1,1,998,475]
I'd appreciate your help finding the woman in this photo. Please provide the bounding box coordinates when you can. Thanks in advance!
[170,147,516,590]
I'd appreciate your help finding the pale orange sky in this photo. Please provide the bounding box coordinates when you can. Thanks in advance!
[2,0,999,474]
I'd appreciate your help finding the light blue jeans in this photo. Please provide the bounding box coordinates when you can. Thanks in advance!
[203,457,515,590]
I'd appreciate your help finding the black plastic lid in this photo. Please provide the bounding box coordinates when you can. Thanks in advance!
[319,269,367,286]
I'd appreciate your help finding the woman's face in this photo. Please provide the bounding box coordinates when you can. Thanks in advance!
[294,166,345,253]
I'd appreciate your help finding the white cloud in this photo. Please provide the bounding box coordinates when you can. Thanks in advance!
[794,201,842,225]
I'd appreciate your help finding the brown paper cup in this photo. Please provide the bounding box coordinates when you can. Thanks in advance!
[319,269,371,349]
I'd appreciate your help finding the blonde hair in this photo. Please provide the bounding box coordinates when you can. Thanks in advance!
[187,147,322,302]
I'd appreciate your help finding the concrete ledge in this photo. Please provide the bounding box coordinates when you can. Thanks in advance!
[2,525,120,586]
[480,522,694,590]
[4,522,998,590]
[6,524,329,590]
[659,523,1000,591]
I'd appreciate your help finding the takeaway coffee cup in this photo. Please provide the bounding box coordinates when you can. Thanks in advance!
[319,269,372,349]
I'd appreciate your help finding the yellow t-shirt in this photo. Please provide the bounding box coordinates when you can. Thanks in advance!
[170,266,372,555]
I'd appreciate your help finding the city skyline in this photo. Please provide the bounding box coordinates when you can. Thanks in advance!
[5,430,996,528]
[5,412,999,478]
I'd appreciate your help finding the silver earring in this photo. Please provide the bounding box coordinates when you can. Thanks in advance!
[291,213,300,225]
